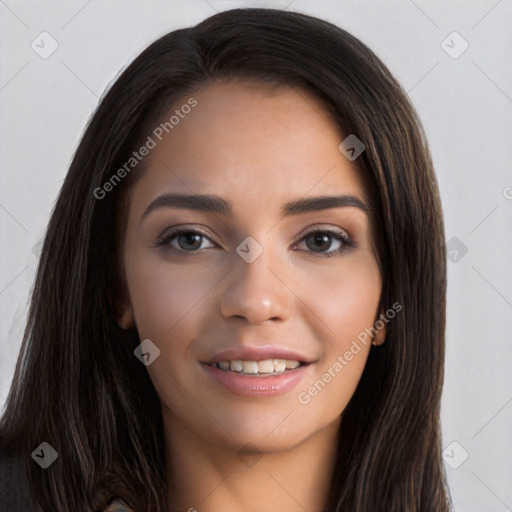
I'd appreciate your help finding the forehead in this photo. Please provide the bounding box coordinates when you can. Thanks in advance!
[129,80,367,214]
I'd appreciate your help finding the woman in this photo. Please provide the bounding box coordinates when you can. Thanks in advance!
[0,7,450,511]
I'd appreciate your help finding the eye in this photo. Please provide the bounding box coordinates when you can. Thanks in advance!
[294,228,355,258]
[154,226,355,258]
[154,227,216,252]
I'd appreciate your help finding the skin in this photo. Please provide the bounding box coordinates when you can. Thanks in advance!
[117,80,385,512]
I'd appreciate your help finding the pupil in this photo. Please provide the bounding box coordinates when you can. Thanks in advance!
[309,234,330,251]
[180,233,201,250]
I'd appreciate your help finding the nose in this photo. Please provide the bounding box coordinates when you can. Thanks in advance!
[219,245,292,325]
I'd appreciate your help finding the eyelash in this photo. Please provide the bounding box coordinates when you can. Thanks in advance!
[154,226,356,258]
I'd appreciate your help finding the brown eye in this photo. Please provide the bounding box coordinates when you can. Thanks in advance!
[155,228,216,252]
[305,232,333,252]
[296,229,355,258]
[176,232,204,251]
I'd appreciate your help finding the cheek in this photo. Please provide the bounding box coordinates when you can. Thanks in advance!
[297,253,382,350]
[292,255,381,411]
[124,248,219,346]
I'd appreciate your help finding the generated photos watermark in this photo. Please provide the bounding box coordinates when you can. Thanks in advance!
[93,97,197,200]
[297,301,403,405]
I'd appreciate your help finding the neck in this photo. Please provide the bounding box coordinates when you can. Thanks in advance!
[163,412,339,512]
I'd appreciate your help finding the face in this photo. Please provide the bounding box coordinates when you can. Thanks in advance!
[118,80,385,453]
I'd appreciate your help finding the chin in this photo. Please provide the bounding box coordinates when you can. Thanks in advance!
[205,401,335,452]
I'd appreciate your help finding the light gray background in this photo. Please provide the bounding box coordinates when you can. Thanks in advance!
[1,1,511,510]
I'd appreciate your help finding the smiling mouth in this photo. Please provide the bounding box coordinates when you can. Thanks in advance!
[205,359,310,376]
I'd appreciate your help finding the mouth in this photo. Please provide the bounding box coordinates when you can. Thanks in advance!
[205,358,310,377]
[201,357,312,397]
[201,345,314,397]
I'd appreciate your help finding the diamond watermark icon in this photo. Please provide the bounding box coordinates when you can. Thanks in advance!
[31,32,59,59]
[236,236,263,264]
[134,339,161,366]
[442,441,469,469]
[441,31,469,60]
[32,442,58,469]
[446,236,468,263]
[237,442,263,468]
[338,134,365,161]
[32,237,44,257]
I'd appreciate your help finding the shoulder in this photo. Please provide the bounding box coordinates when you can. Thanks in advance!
[103,498,136,511]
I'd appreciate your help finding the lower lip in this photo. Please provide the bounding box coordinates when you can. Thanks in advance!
[201,363,309,397]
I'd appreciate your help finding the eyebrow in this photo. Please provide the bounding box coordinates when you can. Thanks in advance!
[141,193,371,222]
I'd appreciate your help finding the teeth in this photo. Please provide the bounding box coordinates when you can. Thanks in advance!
[229,360,243,372]
[242,361,259,374]
[215,359,302,375]
[274,360,286,373]
[258,359,275,374]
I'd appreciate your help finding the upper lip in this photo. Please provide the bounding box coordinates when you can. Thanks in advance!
[204,345,314,364]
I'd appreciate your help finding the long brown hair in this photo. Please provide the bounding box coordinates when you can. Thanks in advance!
[0,8,450,511]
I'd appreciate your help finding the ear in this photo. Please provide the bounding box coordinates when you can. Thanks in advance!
[109,276,136,330]
[117,305,136,330]
[372,310,387,346]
